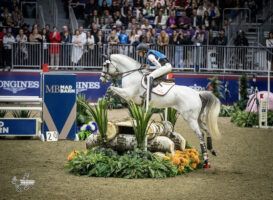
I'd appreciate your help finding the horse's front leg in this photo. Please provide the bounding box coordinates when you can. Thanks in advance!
[109,86,132,102]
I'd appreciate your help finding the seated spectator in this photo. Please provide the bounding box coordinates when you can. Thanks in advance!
[118,27,129,54]
[166,11,177,29]
[178,10,192,28]
[84,0,98,18]
[202,10,211,30]
[141,19,153,30]
[154,9,167,29]
[0,28,6,68]
[208,2,220,27]
[233,30,249,68]
[85,9,100,28]
[1,7,12,24]
[143,3,155,20]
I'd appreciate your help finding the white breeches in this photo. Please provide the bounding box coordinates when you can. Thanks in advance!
[148,63,172,79]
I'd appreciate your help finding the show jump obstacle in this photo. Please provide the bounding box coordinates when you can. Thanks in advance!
[0,73,77,140]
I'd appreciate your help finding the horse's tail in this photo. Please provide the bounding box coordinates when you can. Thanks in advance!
[199,91,221,139]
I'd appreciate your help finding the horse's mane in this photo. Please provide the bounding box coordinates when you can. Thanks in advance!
[110,54,141,70]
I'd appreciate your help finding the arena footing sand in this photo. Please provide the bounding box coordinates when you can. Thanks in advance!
[1,109,273,200]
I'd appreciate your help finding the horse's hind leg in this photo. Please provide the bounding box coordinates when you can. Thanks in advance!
[187,118,210,168]
[198,117,217,156]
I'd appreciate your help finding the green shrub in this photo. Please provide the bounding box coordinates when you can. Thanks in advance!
[0,110,7,118]
[66,148,178,178]
[230,110,258,127]
[76,94,93,126]
[78,98,108,146]
[77,130,92,140]
[128,102,154,151]
[12,110,32,118]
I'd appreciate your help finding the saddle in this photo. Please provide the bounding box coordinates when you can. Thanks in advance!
[141,75,175,97]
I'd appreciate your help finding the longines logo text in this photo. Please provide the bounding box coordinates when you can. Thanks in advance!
[76,82,100,93]
[0,81,39,94]
[45,85,76,93]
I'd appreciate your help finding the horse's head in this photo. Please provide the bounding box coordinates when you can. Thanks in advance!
[100,54,141,83]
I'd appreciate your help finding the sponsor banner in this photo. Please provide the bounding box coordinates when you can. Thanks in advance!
[0,119,38,136]
[76,73,110,102]
[42,74,77,140]
[0,72,41,96]
[1,72,272,104]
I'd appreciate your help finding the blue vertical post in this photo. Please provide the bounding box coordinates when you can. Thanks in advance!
[42,73,77,140]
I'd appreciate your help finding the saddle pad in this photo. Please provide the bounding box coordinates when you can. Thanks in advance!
[141,77,175,96]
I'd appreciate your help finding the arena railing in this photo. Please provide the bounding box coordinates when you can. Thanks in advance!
[10,42,272,74]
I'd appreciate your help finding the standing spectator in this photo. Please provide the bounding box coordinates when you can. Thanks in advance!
[118,27,129,55]
[266,31,273,70]
[208,2,220,26]
[61,25,72,66]
[191,8,202,29]
[129,28,139,55]
[157,30,169,54]
[86,31,95,65]
[49,26,61,68]
[234,30,249,68]
[211,28,227,68]
[29,28,42,66]
[16,28,28,63]
[3,28,15,70]
[71,29,84,67]
[41,28,49,64]
[0,28,6,69]
[170,30,188,68]
[95,30,105,65]
[107,30,119,54]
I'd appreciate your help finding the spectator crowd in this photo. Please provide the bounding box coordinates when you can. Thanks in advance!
[0,0,271,70]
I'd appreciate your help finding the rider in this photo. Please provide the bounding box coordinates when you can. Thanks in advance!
[136,43,172,100]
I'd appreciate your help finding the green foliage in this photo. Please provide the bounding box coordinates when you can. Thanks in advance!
[230,110,258,127]
[12,110,32,118]
[66,148,178,178]
[128,101,154,150]
[78,98,108,146]
[207,76,224,99]
[0,110,7,118]
[77,130,92,140]
[238,75,249,110]
[77,94,93,126]
[160,108,179,127]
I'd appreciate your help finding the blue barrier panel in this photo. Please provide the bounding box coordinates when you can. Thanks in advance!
[0,72,41,96]
[42,73,76,140]
[0,119,38,136]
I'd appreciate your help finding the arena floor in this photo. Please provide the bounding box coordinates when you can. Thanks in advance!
[1,109,273,200]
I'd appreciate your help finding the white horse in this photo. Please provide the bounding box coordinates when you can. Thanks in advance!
[100,54,221,167]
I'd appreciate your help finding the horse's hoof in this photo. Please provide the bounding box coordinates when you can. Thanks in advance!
[211,150,217,156]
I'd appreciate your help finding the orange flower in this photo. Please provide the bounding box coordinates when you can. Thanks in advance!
[67,150,78,161]
[190,163,197,169]
[172,157,181,165]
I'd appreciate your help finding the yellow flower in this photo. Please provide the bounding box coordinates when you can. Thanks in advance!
[178,166,185,173]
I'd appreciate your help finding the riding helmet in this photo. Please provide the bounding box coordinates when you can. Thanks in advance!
[136,43,149,52]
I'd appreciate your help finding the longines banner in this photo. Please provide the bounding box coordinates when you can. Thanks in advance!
[0,72,272,104]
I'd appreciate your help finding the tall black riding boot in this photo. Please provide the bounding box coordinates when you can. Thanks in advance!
[148,76,153,101]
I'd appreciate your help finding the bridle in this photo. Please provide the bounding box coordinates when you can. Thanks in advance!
[101,60,145,81]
